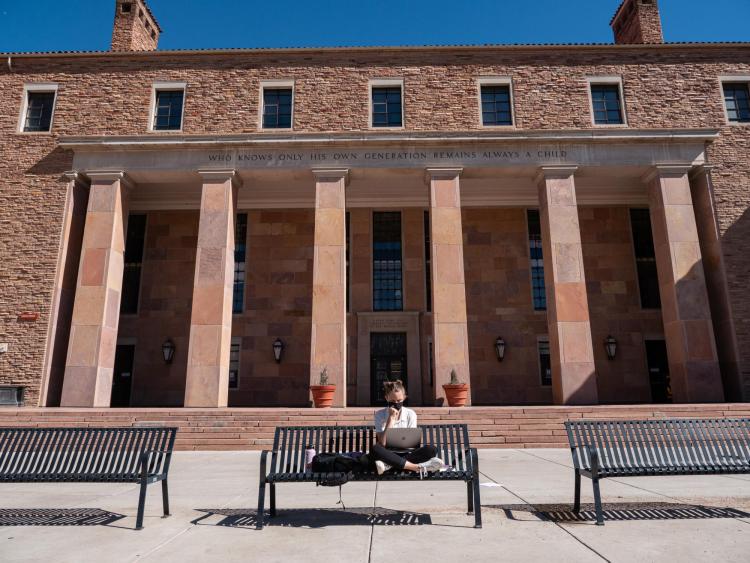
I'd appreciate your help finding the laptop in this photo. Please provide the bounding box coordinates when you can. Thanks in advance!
[384,428,422,452]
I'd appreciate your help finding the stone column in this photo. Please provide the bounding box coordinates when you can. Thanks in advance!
[689,165,742,400]
[60,171,130,407]
[536,166,598,405]
[310,169,348,407]
[184,170,240,408]
[427,168,471,406]
[647,165,723,402]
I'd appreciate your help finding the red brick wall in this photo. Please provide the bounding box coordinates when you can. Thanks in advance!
[1,46,749,404]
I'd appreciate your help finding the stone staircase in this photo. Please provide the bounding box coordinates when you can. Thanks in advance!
[1,404,748,450]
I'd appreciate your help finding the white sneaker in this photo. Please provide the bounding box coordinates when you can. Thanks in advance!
[417,457,446,478]
[375,460,391,475]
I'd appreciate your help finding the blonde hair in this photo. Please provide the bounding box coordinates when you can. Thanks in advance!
[383,379,406,396]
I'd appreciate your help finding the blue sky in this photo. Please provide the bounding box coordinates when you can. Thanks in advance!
[0,0,748,52]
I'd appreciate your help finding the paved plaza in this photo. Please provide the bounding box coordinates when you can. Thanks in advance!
[1,448,748,562]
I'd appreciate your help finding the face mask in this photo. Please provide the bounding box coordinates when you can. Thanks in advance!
[388,401,403,411]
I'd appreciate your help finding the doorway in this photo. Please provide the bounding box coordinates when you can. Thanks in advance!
[645,339,671,403]
[110,344,135,407]
[370,332,407,406]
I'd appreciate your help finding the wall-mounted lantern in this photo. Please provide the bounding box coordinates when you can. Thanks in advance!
[162,339,175,364]
[604,335,617,361]
[495,337,506,362]
[273,338,285,363]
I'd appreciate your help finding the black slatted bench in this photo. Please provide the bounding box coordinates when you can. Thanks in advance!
[0,427,177,529]
[565,418,750,525]
[257,424,481,529]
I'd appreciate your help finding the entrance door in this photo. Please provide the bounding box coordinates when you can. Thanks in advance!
[645,339,671,403]
[370,332,407,405]
[110,344,135,407]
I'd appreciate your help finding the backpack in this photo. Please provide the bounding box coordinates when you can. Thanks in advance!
[310,453,357,487]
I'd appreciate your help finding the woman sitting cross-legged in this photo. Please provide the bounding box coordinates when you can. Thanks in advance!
[367,379,447,477]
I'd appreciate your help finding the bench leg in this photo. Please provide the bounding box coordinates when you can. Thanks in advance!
[161,478,171,517]
[257,479,266,530]
[573,469,581,513]
[466,481,474,515]
[270,483,277,517]
[592,478,604,526]
[472,478,482,529]
[136,479,148,530]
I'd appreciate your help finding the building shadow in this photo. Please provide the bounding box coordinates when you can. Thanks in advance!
[0,508,126,527]
[191,507,432,529]
[486,502,750,524]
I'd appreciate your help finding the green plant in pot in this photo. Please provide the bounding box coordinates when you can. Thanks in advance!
[310,366,336,408]
[442,368,469,407]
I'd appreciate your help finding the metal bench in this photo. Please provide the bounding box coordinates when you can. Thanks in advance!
[565,418,750,525]
[257,424,481,529]
[0,427,177,529]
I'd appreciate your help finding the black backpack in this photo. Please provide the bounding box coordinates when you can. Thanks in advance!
[310,453,358,487]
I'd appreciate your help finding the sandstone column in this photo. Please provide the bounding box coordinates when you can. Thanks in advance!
[536,166,598,405]
[688,165,742,400]
[61,171,130,407]
[310,169,348,407]
[184,170,239,408]
[427,168,471,406]
[647,165,723,402]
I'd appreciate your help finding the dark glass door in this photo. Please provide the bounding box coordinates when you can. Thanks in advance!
[370,332,407,405]
[110,344,135,407]
[645,340,671,403]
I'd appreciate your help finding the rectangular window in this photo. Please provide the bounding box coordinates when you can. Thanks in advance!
[371,86,403,128]
[229,337,241,390]
[262,87,293,129]
[152,89,184,131]
[121,214,147,314]
[373,211,403,311]
[23,90,56,132]
[346,211,350,313]
[629,208,661,309]
[480,84,513,126]
[590,84,624,125]
[233,213,248,314]
[723,82,750,123]
[538,339,552,386]
[424,210,432,312]
[527,210,546,311]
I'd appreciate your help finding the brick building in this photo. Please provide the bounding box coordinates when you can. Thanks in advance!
[1,0,748,409]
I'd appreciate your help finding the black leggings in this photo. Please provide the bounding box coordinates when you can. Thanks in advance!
[367,444,438,470]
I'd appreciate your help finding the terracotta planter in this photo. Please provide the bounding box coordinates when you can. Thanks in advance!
[442,383,469,407]
[310,385,336,408]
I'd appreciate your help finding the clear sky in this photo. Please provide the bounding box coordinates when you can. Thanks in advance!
[0,0,749,53]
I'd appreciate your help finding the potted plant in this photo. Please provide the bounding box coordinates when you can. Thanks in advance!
[310,367,336,408]
[442,369,469,407]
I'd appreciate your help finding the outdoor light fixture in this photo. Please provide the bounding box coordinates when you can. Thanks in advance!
[162,339,175,364]
[273,338,285,363]
[495,337,506,362]
[604,335,617,361]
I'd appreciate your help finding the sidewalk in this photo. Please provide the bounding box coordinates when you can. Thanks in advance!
[1,449,748,562]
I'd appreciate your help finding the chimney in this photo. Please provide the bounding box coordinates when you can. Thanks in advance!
[111,0,161,52]
[611,0,664,44]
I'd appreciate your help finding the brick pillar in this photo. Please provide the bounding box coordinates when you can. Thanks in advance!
[427,168,471,406]
[61,171,130,407]
[310,169,348,407]
[689,166,742,400]
[647,165,723,402]
[184,170,239,408]
[536,166,598,405]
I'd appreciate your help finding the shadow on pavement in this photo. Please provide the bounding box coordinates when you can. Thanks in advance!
[0,508,126,527]
[485,502,750,524]
[192,507,432,528]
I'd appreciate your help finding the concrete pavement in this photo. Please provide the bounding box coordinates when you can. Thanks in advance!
[1,449,749,562]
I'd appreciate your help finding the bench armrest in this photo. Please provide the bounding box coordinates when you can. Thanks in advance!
[138,449,174,477]
[259,450,273,483]
[587,445,600,477]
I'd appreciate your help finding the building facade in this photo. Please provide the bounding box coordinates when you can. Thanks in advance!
[1,0,749,408]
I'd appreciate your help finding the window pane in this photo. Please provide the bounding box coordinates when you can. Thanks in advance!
[723,83,750,123]
[480,85,512,126]
[527,209,546,311]
[539,340,552,386]
[229,339,241,390]
[372,86,402,127]
[121,214,147,314]
[153,90,184,130]
[262,88,293,129]
[591,84,623,125]
[630,208,661,309]
[373,212,403,311]
[24,91,55,132]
